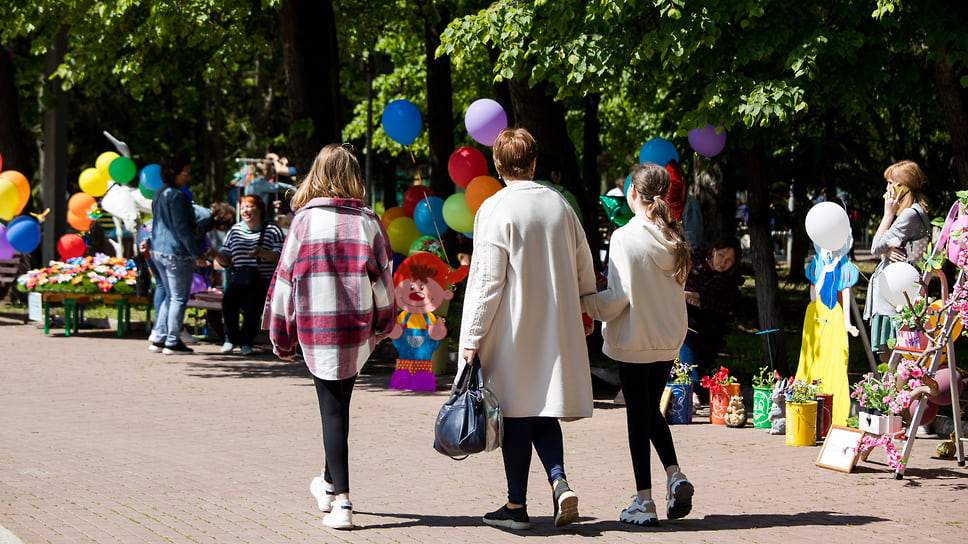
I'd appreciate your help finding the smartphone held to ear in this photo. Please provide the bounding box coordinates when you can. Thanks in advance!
[884,183,909,199]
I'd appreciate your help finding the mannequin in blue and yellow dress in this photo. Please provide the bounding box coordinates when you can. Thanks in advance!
[795,236,859,426]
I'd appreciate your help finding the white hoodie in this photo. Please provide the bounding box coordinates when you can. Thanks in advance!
[581,216,687,363]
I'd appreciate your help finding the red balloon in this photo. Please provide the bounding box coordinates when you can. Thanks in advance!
[447,146,488,188]
[57,234,86,260]
[928,367,963,406]
[908,398,938,426]
[401,185,435,217]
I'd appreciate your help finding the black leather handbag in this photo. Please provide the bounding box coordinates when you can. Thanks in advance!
[433,356,489,458]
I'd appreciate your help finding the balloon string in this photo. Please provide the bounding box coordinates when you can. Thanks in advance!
[409,147,423,185]
[421,193,451,267]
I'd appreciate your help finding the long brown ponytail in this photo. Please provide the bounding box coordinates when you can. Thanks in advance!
[628,162,691,284]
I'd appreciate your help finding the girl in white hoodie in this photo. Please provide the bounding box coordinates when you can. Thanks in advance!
[581,162,693,527]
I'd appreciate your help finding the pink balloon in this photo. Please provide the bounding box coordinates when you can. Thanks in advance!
[447,146,488,188]
[688,124,727,157]
[908,398,938,426]
[928,367,963,406]
[464,99,508,147]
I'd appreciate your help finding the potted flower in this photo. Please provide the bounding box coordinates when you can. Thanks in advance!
[701,366,740,425]
[891,298,931,352]
[784,380,819,446]
[751,366,780,429]
[850,361,925,435]
[666,360,695,425]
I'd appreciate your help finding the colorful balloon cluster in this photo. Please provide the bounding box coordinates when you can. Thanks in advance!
[0,152,42,258]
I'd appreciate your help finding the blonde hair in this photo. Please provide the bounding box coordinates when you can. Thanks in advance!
[628,162,691,284]
[493,127,537,180]
[884,160,928,213]
[291,144,364,209]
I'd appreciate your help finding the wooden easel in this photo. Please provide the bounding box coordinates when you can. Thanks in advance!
[888,268,966,478]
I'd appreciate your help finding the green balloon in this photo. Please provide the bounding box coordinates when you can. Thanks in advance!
[139,182,154,199]
[409,235,445,260]
[442,193,475,233]
[109,156,137,184]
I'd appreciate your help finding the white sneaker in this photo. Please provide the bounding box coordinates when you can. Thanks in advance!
[666,471,694,519]
[620,496,658,526]
[322,499,352,530]
[220,342,235,353]
[310,477,335,512]
[180,330,199,344]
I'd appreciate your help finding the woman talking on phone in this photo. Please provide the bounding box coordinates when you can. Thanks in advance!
[863,160,931,362]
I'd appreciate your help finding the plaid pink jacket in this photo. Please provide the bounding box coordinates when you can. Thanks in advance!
[265,197,395,380]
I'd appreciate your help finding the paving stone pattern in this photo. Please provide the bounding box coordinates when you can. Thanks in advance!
[1,320,966,543]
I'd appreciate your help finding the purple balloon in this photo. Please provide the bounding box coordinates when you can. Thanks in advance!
[0,225,14,259]
[190,273,207,295]
[464,99,508,147]
[688,124,727,157]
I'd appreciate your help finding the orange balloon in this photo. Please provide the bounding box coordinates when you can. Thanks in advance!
[68,192,97,216]
[465,175,503,213]
[0,170,30,215]
[381,206,407,229]
[67,210,92,232]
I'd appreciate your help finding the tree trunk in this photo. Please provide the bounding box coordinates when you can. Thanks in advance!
[933,58,968,189]
[746,141,788,375]
[692,156,726,247]
[425,7,454,200]
[0,45,31,179]
[41,30,68,266]
[582,93,602,266]
[279,0,341,175]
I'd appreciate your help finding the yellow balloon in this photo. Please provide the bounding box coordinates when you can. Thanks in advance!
[79,167,108,197]
[386,217,421,255]
[0,178,18,220]
[0,170,30,215]
[96,151,120,180]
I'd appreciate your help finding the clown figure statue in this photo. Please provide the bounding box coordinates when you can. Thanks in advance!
[388,252,468,391]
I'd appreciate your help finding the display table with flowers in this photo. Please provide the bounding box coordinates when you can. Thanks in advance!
[16,253,152,337]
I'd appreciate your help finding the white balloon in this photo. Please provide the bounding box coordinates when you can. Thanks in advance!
[879,262,921,308]
[805,202,850,250]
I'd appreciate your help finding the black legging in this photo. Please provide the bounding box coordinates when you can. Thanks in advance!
[618,360,679,491]
[221,276,270,346]
[313,375,357,495]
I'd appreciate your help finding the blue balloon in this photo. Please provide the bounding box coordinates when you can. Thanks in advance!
[139,164,163,191]
[6,215,41,253]
[413,196,447,236]
[381,99,422,146]
[638,137,679,166]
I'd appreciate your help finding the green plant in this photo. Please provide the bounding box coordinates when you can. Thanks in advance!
[785,379,819,404]
[668,359,696,385]
[751,366,779,389]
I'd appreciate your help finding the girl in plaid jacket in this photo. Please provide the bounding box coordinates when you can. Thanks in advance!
[265,144,395,530]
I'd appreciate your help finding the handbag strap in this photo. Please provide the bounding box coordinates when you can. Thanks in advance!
[451,355,482,394]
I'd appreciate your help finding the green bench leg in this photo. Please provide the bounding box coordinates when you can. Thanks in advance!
[43,301,50,334]
[63,299,76,337]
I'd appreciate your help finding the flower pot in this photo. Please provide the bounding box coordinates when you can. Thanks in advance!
[785,400,818,447]
[710,383,741,425]
[666,383,692,424]
[895,326,929,352]
[859,411,902,435]
[816,394,833,440]
[752,386,773,428]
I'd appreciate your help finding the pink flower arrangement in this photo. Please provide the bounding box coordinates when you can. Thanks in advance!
[850,360,926,415]
[855,434,905,470]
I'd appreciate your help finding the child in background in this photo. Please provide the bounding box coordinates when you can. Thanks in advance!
[581,162,694,526]
[264,144,395,530]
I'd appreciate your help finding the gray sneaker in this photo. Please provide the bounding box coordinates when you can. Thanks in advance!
[552,479,579,527]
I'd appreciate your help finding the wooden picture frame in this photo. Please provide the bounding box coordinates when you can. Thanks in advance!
[659,386,672,415]
[816,425,867,473]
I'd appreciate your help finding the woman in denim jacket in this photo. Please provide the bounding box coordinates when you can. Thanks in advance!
[148,153,208,354]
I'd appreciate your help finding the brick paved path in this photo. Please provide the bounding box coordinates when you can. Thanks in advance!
[1,320,966,543]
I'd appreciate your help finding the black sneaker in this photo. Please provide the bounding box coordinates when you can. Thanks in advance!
[162,340,194,355]
[148,341,165,353]
[483,505,530,530]
[552,479,579,527]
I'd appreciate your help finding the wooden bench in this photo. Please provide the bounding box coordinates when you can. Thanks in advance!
[187,289,225,338]
[1,254,31,323]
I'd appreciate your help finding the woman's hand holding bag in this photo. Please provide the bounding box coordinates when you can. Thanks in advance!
[433,355,502,459]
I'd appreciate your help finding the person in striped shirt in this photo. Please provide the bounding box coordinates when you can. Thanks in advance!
[206,194,284,355]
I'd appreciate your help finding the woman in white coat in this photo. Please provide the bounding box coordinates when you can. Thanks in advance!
[459,127,598,531]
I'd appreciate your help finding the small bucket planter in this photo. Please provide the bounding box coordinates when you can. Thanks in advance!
[752,386,773,429]
[785,400,818,447]
[710,383,741,425]
[666,383,693,424]
[895,326,929,352]
[815,394,834,440]
[859,410,902,435]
